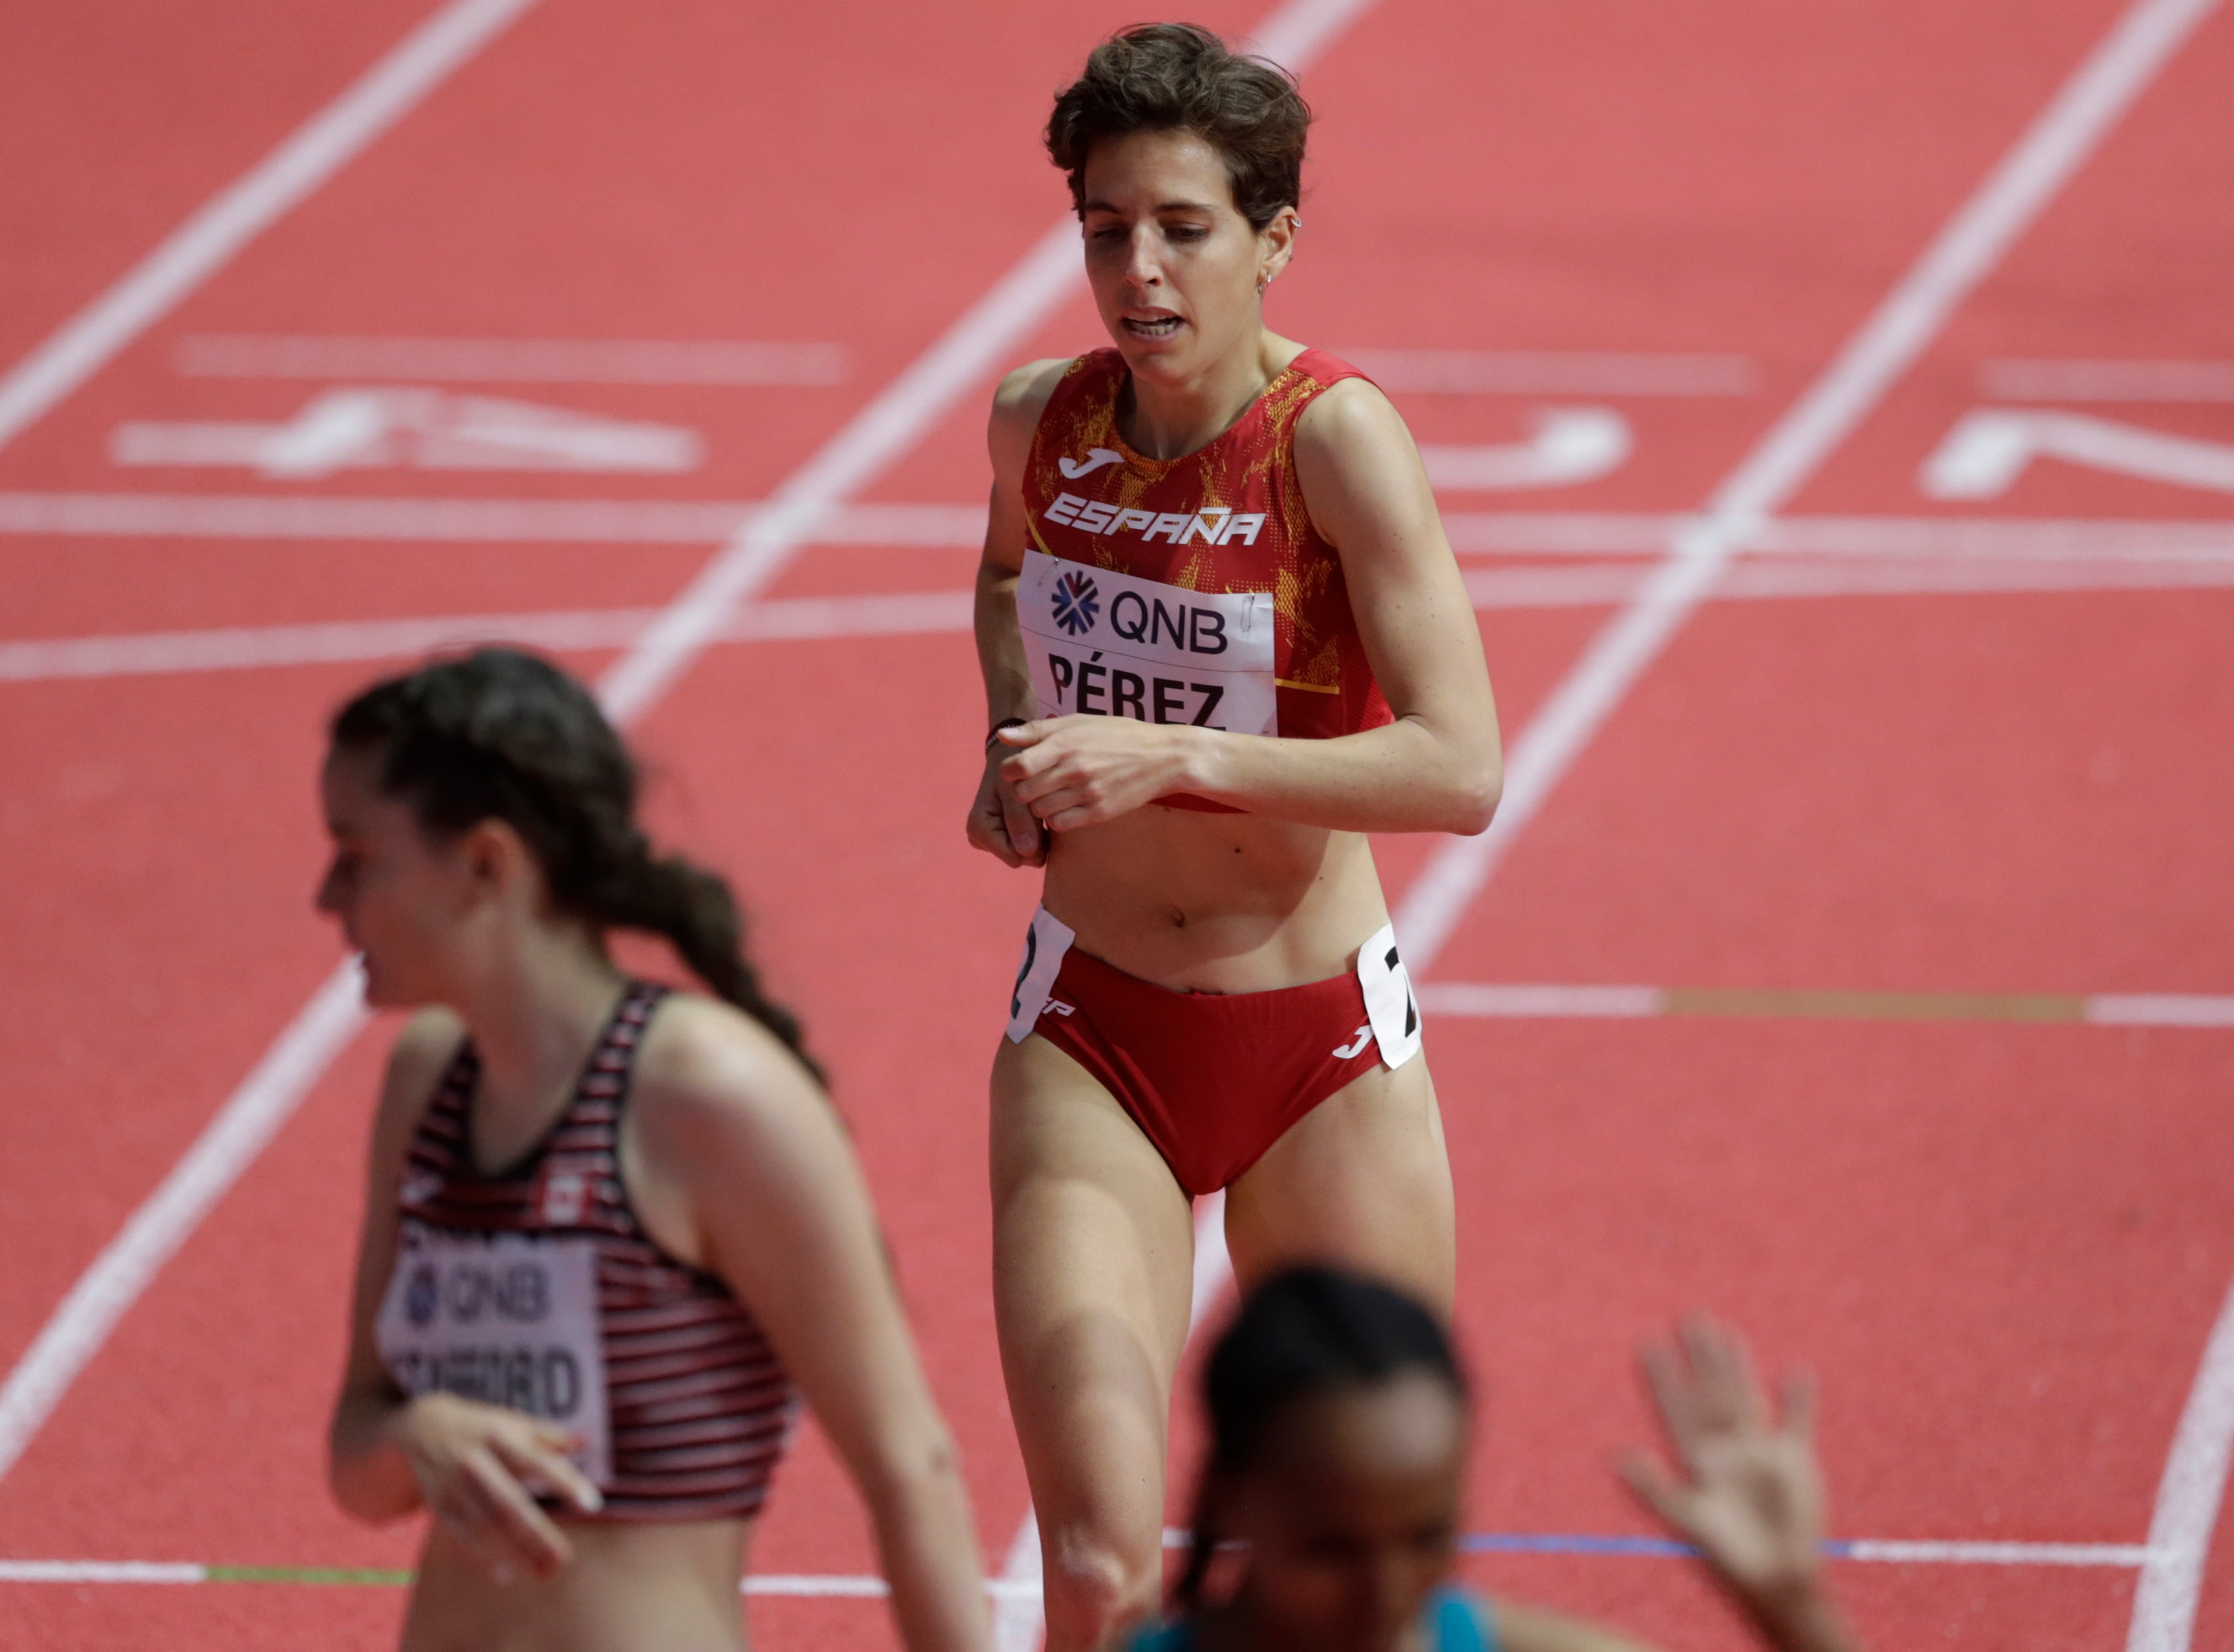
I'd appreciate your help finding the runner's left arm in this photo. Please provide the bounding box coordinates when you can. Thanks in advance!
[997,378,1500,834]
[640,1001,994,1652]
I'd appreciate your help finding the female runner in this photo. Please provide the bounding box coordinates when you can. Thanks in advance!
[967,25,1500,1649]
[323,649,991,1652]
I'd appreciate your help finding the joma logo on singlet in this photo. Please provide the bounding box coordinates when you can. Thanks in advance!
[1043,492,1266,546]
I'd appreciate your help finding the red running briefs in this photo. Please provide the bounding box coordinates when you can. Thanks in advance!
[1006,908,1424,1197]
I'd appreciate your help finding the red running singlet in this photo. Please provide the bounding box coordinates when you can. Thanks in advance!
[1017,347,1393,809]
[375,982,795,1521]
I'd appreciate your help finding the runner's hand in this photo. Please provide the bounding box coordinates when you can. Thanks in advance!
[389,1391,602,1581]
[1620,1316,1858,1651]
[968,746,1046,867]
[997,715,1192,832]
[1617,1321,1859,1643]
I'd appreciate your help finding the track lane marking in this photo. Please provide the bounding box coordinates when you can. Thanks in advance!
[18,545,2234,686]
[2130,1279,2234,1652]
[0,1533,2160,1590]
[173,336,850,386]
[9,492,2234,564]
[1388,0,2226,978]
[0,0,543,459]
[1418,984,2234,1027]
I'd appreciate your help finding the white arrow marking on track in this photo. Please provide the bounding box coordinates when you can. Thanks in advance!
[1418,408,1632,490]
[1922,407,2234,500]
[112,387,703,478]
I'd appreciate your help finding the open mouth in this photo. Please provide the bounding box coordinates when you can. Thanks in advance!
[1122,311,1182,339]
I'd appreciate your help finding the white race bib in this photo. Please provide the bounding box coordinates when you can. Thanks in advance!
[1017,550,1276,736]
[375,1225,612,1487]
[1005,906,1077,1043]
[1356,923,1423,1070]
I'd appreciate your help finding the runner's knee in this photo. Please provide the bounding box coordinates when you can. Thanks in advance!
[1041,1518,1160,1649]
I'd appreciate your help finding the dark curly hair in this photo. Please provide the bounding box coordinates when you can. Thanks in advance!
[1046,23,1311,231]
[1176,1266,1467,1607]
[330,647,821,1084]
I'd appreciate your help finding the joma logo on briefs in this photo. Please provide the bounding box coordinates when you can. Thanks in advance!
[1042,492,1266,546]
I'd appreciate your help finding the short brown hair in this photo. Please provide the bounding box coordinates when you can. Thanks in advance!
[1046,23,1311,232]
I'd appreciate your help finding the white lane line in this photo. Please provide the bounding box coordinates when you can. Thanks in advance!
[174,336,850,386]
[0,1539,2164,1590]
[2129,1278,2234,1652]
[0,1563,1055,1596]
[2090,996,2234,1029]
[1984,359,2234,402]
[0,1561,208,1585]
[1341,350,1757,397]
[1419,985,2234,1028]
[12,493,2234,565]
[0,592,972,684]
[0,0,540,459]
[1464,555,2234,609]
[0,491,986,546]
[1844,1540,2158,1568]
[1389,0,2223,975]
[17,551,2234,686]
[1444,511,2234,560]
[0,964,370,1481]
[1419,984,1663,1019]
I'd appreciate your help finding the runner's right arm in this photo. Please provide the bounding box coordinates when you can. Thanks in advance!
[327,1011,599,1580]
[967,359,1071,868]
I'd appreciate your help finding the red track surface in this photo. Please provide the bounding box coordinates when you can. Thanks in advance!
[3,1,2232,1648]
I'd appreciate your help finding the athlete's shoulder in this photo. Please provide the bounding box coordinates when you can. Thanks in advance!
[634,990,824,1123]
[1292,368,1410,471]
[628,990,841,1208]
[1287,346,1377,388]
[991,354,1088,428]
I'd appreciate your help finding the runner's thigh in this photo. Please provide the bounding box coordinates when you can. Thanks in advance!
[991,1034,1196,1549]
[1223,1051,1455,1313]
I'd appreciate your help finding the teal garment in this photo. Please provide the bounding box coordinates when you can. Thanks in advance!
[1126,1587,1498,1652]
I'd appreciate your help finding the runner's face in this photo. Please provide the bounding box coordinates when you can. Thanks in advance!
[1079,129,1288,383]
[1217,1373,1466,1652]
[316,749,477,1007]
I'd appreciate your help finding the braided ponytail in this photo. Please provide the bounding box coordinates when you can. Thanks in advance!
[331,647,823,1083]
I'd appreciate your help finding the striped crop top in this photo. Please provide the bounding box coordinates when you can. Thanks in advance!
[374,981,795,1521]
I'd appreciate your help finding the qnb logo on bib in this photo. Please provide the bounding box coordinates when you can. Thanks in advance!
[1051,570,1100,635]
[375,1226,613,1486]
[1017,551,1276,737]
[1042,491,1266,547]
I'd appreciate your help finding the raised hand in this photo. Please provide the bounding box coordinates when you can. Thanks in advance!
[1620,1316,1861,1652]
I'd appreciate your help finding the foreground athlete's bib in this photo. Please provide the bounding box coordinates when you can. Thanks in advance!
[1017,550,1276,736]
[375,1224,612,1486]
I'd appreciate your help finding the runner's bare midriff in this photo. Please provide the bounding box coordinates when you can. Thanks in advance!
[403,1520,749,1652]
[1040,804,1391,993]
